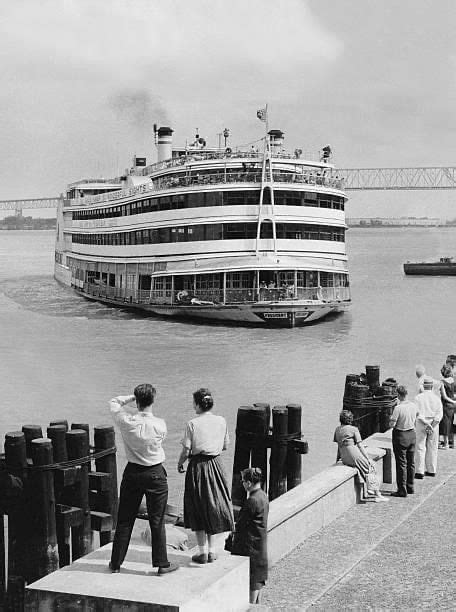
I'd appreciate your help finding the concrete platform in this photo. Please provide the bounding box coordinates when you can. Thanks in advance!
[261,446,456,610]
[25,542,250,611]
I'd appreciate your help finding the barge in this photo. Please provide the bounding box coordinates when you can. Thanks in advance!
[404,257,456,275]
[54,113,351,327]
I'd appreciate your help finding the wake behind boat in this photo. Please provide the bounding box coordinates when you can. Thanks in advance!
[54,108,351,327]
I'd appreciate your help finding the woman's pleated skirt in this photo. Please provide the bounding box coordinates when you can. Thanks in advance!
[184,454,234,534]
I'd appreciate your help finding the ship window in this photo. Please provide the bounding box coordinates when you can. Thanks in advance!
[259,222,273,239]
[188,193,206,207]
[205,224,223,240]
[158,227,170,242]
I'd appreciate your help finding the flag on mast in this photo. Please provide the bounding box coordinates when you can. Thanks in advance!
[256,107,267,122]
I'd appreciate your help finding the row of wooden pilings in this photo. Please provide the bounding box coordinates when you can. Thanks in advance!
[343,366,398,440]
[0,421,118,611]
[231,403,308,508]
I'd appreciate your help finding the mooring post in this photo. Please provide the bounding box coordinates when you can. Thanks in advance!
[286,404,302,490]
[50,420,69,432]
[269,406,288,500]
[93,425,118,545]
[71,423,91,472]
[0,514,5,609]
[47,425,68,463]
[251,403,270,491]
[231,406,255,507]
[4,576,24,612]
[22,425,43,459]
[4,431,28,603]
[29,438,59,583]
[66,429,92,559]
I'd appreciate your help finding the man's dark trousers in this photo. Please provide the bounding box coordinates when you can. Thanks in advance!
[110,462,169,568]
[392,428,416,495]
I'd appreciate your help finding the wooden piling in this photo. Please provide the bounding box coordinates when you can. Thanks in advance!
[71,423,91,472]
[22,425,43,459]
[4,432,28,586]
[286,404,302,490]
[50,420,69,431]
[4,432,28,479]
[269,406,288,501]
[251,403,270,491]
[93,425,118,545]
[47,425,68,463]
[65,429,92,559]
[29,438,59,582]
[0,515,5,609]
[231,406,255,507]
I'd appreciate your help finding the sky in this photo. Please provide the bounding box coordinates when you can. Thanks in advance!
[1,0,456,218]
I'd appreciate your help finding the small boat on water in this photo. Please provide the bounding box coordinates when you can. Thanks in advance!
[403,257,456,275]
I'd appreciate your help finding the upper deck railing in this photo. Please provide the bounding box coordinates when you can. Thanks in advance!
[140,149,324,177]
[68,170,345,208]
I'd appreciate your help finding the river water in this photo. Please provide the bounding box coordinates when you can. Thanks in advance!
[1,227,455,503]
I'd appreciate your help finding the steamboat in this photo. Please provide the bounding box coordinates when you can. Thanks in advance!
[54,113,351,327]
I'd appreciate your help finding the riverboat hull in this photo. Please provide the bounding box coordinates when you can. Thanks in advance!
[65,281,346,327]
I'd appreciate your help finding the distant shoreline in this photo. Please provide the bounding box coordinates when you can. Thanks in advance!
[347,224,455,229]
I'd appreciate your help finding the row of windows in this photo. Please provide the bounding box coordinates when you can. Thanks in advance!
[72,190,345,221]
[71,222,345,246]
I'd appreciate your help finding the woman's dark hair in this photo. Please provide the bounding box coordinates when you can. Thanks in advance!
[134,383,156,410]
[441,364,452,378]
[193,388,214,412]
[241,467,262,485]
[397,385,407,400]
[339,410,354,425]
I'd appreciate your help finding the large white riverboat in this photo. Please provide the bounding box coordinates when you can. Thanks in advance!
[54,116,351,327]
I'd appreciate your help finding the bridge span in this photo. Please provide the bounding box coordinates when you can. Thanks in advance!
[2,166,456,212]
[0,197,62,215]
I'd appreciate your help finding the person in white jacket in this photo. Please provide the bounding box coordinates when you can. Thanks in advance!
[414,377,443,478]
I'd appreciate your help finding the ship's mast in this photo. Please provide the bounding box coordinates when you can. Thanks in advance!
[255,105,277,256]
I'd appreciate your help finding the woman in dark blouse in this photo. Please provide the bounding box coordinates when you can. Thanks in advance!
[232,467,269,605]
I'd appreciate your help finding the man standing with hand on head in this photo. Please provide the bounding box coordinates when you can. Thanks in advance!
[109,383,178,575]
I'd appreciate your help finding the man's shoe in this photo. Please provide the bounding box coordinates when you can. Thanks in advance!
[425,471,436,477]
[157,562,179,575]
[414,473,424,479]
[406,488,414,494]
[191,553,208,564]
[207,552,217,563]
[109,562,120,573]
[391,491,407,497]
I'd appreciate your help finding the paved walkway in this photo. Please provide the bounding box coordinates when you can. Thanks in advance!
[260,449,456,611]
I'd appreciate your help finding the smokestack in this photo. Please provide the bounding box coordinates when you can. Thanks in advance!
[157,126,173,162]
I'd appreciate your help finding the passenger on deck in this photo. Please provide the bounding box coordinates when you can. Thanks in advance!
[108,384,178,575]
[177,388,234,564]
[334,410,386,502]
[414,377,443,478]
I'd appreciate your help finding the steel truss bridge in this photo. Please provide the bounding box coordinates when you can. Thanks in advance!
[2,166,456,213]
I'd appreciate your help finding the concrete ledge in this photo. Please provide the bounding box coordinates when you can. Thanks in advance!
[267,430,394,564]
[25,543,250,612]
